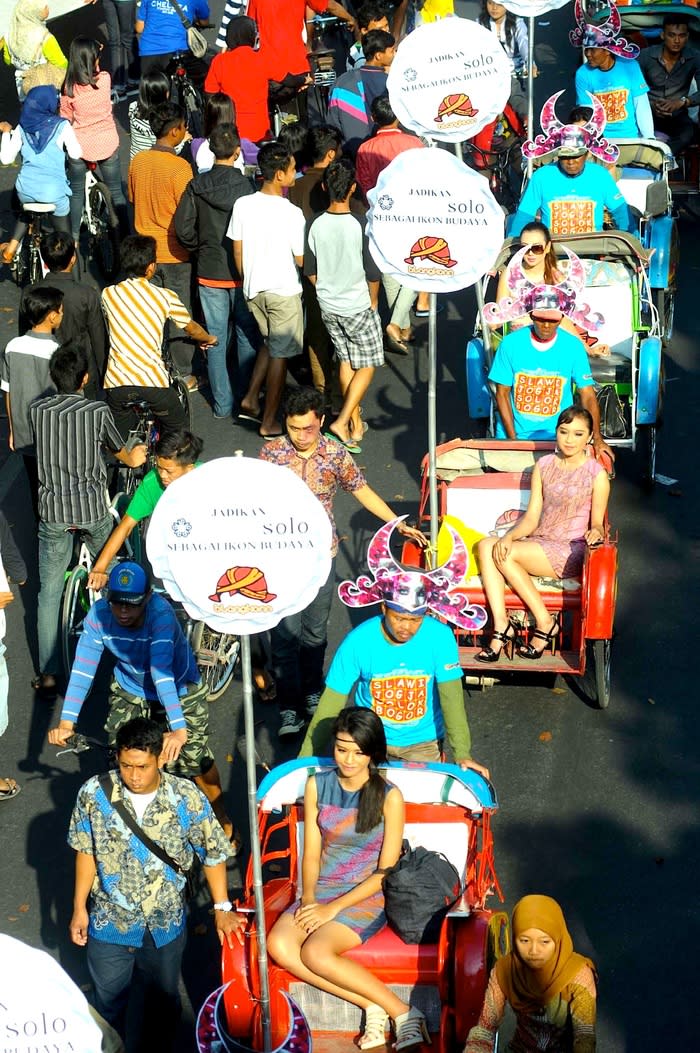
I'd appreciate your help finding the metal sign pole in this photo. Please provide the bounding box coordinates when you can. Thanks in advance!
[428,292,438,552]
[527,15,535,179]
[241,632,272,1052]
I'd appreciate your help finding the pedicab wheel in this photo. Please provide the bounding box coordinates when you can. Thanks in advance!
[652,286,675,346]
[172,375,192,430]
[89,182,120,280]
[640,424,658,492]
[590,638,612,710]
[190,621,240,701]
[61,566,90,676]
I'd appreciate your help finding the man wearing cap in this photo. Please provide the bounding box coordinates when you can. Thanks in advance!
[571,0,653,140]
[299,598,490,778]
[510,128,633,237]
[488,291,611,457]
[47,562,237,843]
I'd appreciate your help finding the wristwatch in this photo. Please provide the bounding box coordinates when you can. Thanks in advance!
[213,900,234,912]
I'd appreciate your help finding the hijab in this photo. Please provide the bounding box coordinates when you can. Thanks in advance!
[495,895,596,1014]
[7,0,50,66]
[19,86,62,154]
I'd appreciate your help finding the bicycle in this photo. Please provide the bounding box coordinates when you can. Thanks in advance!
[80,160,120,281]
[9,202,55,287]
[463,136,524,215]
[305,14,354,123]
[167,52,204,138]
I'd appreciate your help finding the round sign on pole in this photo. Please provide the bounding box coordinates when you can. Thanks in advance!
[146,458,333,633]
[386,19,512,142]
[366,148,505,293]
[503,1,570,16]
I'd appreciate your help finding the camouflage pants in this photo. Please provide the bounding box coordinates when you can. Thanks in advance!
[105,679,214,777]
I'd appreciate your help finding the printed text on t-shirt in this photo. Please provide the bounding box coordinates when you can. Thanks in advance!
[369,675,429,723]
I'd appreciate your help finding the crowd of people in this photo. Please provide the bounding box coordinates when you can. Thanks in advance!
[0,0,690,1049]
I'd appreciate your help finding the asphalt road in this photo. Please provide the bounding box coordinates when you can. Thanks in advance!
[0,2,697,1051]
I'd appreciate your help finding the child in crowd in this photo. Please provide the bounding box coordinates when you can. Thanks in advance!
[0,286,63,518]
[0,86,81,265]
[228,142,305,438]
[305,159,383,453]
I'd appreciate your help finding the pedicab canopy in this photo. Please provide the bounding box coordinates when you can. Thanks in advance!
[386,18,511,142]
[145,457,332,633]
[366,148,505,292]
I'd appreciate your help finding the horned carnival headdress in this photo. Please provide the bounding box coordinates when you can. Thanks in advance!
[569,0,640,59]
[483,246,604,330]
[523,91,619,165]
[338,517,487,632]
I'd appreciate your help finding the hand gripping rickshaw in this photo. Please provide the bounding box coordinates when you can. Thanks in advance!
[399,438,617,710]
[196,759,507,1053]
[467,229,667,488]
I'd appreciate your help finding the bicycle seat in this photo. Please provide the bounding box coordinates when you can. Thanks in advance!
[122,399,152,412]
[22,202,56,214]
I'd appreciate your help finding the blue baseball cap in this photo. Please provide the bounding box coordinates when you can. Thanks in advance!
[107,562,150,606]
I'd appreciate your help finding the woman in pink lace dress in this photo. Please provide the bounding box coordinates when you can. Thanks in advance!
[476,407,610,662]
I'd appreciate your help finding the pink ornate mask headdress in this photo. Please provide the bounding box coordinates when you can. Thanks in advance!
[338,517,487,632]
[569,0,639,59]
[523,91,619,165]
[483,246,604,330]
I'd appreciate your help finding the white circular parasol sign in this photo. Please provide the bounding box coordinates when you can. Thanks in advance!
[146,457,332,633]
[367,147,504,293]
[503,1,571,17]
[386,18,511,142]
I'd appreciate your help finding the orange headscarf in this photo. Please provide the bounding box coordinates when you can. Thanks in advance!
[496,895,596,1013]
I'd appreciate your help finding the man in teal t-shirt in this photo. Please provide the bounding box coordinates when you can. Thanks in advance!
[300,600,489,777]
[87,431,202,591]
[576,50,653,139]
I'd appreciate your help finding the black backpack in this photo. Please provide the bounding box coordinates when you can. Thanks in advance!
[382,840,462,944]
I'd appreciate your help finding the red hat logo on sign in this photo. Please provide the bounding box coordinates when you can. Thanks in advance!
[208,566,277,604]
[435,93,478,124]
[404,236,458,268]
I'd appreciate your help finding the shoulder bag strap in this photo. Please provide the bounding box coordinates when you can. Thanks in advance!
[168,0,193,31]
[98,773,185,875]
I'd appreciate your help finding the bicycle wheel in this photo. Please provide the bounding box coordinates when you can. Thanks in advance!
[88,183,120,280]
[190,622,240,701]
[61,566,91,675]
[28,237,43,285]
[172,376,192,430]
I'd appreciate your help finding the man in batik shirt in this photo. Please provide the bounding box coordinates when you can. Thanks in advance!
[67,718,244,1049]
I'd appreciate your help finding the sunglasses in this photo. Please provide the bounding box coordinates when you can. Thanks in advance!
[521,243,546,255]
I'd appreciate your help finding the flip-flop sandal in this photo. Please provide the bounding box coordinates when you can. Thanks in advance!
[237,409,262,423]
[259,431,283,441]
[324,431,362,454]
[413,303,444,318]
[0,779,21,801]
[384,333,409,356]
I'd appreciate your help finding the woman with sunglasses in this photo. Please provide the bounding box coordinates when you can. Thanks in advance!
[493,222,609,355]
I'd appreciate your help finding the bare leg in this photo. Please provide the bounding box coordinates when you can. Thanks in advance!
[329,364,374,442]
[268,913,410,1019]
[260,358,287,435]
[477,537,509,642]
[415,292,430,312]
[240,345,269,417]
[194,763,235,841]
[496,540,559,632]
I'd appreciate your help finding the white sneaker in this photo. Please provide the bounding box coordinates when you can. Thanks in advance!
[278,710,305,738]
[305,692,321,716]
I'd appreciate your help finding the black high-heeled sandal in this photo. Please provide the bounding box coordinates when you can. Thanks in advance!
[517,614,560,660]
[476,622,517,663]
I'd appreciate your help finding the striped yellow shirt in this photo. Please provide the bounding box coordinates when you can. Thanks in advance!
[102,278,191,389]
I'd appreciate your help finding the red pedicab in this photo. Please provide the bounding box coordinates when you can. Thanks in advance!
[198,758,507,1053]
[402,440,617,709]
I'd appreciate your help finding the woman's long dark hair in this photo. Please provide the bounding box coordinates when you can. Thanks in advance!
[63,36,102,98]
[204,92,236,138]
[136,70,171,120]
[478,1,517,50]
[332,708,387,834]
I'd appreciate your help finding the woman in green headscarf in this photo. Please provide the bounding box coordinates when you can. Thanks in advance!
[465,895,597,1052]
[2,2,67,101]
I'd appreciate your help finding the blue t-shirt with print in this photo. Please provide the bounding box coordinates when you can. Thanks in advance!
[488,326,594,440]
[576,57,648,138]
[325,615,462,748]
[511,161,631,236]
[136,0,210,56]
